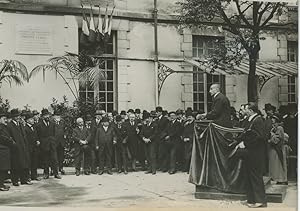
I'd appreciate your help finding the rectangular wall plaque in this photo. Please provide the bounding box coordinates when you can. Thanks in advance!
[15,25,53,55]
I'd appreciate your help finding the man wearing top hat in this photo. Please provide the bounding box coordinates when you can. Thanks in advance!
[0,110,16,191]
[53,111,67,175]
[155,106,169,170]
[24,112,41,181]
[140,111,158,174]
[35,109,61,179]
[6,109,32,185]
[89,110,103,174]
[112,115,128,174]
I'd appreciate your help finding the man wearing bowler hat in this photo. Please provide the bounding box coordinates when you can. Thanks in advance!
[0,110,16,191]
[24,112,41,181]
[36,109,61,179]
[7,109,32,186]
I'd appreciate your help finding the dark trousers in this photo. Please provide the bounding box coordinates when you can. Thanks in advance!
[115,143,128,171]
[245,157,266,204]
[90,147,99,172]
[74,145,91,171]
[158,140,168,170]
[56,145,64,171]
[11,168,28,184]
[176,139,185,170]
[184,141,192,172]
[0,170,7,187]
[30,150,39,179]
[144,142,157,173]
[162,140,178,172]
[42,148,59,176]
[98,143,113,171]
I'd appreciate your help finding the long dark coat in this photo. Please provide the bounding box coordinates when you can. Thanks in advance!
[7,121,30,169]
[54,121,67,147]
[206,93,232,128]
[24,124,40,153]
[0,124,15,170]
[35,120,56,151]
[122,120,141,159]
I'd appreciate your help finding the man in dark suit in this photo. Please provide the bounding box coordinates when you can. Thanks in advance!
[53,111,67,175]
[122,113,142,171]
[0,110,16,191]
[235,102,267,208]
[155,106,169,171]
[182,110,195,173]
[113,115,129,174]
[36,109,61,179]
[140,112,158,174]
[72,117,91,176]
[6,109,32,186]
[162,111,182,174]
[24,112,41,181]
[95,117,117,175]
[200,84,232,128]
[89,110,103,174]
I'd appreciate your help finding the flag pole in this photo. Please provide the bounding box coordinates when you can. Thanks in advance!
[154,0,159,106]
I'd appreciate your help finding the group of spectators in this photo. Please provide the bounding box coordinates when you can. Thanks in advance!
[0,105,199,191]
[0,83,297,209]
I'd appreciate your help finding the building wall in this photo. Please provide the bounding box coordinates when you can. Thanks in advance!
[0,12,78,110]
[0,3,297,112]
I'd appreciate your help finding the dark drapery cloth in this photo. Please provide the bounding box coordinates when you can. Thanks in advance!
[188,121,246,194]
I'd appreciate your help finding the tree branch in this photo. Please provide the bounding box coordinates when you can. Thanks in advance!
[257,2,271,25]
[260,3,281,27]
[234,0,252,27]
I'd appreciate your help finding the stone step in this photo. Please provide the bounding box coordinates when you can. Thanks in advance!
[195,178,287,203]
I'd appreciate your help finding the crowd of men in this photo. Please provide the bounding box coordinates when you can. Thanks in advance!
[0,83,297,209]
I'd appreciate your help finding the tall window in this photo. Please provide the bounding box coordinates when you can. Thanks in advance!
[192,35,225,112]
[78,31,116,112]
[287,41,297,103]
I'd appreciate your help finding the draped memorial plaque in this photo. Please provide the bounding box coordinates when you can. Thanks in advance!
[189,121,246,194]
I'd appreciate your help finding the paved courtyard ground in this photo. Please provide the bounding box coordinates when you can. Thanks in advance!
[0,168,297,210]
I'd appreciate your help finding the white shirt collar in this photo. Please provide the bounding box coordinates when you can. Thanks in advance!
[214,92,220,98]
[248,114,257,122]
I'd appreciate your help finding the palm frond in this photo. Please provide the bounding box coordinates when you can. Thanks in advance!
[29,64,54,79]
[0,74,23,86]
[10,60,29,81]
[78,66,107,86]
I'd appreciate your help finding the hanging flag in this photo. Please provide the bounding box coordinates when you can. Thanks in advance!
[88,5,96,43]
[103,5,109,34]
[107,6,115,36]
[96,5,104,42]
[80,5,90,46]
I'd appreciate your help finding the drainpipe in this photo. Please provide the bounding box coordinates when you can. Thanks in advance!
[154,0,159,106]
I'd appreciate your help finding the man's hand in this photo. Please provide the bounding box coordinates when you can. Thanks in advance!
[95,146,99,150]
[236,141,245,149]
[165,136,170,141]
[113,140,117,145]
[183,138,190,142]
[36,141,40,146]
